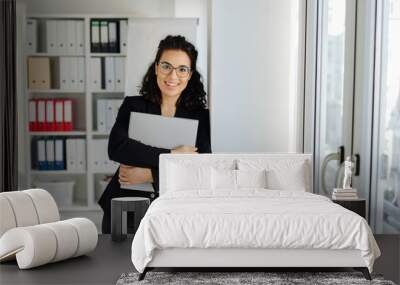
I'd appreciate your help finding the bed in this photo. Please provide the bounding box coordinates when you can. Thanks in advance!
[131,154,381,280]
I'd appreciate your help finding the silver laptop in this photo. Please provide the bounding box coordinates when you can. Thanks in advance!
[121,112,199,191]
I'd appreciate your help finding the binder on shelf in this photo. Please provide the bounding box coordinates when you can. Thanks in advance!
[54,139,65,170]
[28,57,51,89]
[63,99,73,131]
[105,57,115,90]
[65,138,76,171]
[29,100,37,131]
[75,139,86,171]
[46,20,57,54]
[90,57,101,90]
[100,20,109,52]
[91,20,100,53]
[69,57,78,90]
[45,99,55,131]
[114,57,125,91]
[77,57,85,91]
[105,100,114,131]
[37,99,46,131]
[26,19,37,53]
[37,139,47,170]
[59,57,69,90]
[55,99,64,131]
[66,20,76,55]
[119,20,127,54]
[97,99,107,133]
[75,20,85,55]
[56,20,67,54]
[46,139,55,170]
[108,21,118,53]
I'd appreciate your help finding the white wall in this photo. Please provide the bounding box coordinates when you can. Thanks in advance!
[210,0,304,152]
[174,0,208,91]
[17,0,175,16]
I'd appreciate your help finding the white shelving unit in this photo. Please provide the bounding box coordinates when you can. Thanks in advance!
[24,14,129,230]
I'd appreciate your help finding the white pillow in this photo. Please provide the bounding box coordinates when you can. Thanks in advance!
[236,169,267,188]
[266,164,307,191]
[238,158,309,191]
[167,162,211,191]
[211,168,236,190]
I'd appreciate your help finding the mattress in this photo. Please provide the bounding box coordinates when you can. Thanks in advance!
[131,189,380,273]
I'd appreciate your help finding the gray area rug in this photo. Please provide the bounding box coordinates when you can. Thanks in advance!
[116,271,396,285]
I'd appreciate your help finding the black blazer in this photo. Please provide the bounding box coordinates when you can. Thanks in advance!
[98,96,211,211]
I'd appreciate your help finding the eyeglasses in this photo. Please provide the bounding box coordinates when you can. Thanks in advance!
[158,61,191,78]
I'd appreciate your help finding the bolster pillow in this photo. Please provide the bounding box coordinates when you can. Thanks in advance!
[0,218,98,269]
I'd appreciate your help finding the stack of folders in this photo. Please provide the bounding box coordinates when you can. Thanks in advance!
[91,139,119,173]
[59,57,85,90]
[90,57,125,91]
[332,188,359,200]
[26,19,84,55]
[29,99,73,131]
[32,138,85,171]
[97,99,123,133]
[27,57,85,90]
[90,19,127,53]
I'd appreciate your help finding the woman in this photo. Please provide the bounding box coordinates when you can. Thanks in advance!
[98,35,211,233]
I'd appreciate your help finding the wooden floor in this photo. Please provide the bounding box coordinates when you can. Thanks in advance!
[0,235,398,285]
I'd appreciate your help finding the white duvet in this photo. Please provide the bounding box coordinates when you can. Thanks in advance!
[131,190,380,273]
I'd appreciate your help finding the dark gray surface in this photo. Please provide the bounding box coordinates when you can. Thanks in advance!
[111,198,149,242]
[0,235,134,285]
[1,234,398,285]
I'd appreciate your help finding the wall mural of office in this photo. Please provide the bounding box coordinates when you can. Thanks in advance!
[16,0,400,234]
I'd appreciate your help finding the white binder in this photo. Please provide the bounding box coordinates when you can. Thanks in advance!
[91,139,106,172]
[75,139,86,171]
[97,99,107,133]
[66,20,76,55]
[77,57,85,91]
[90,57,101,91]
[105,57,115,90]
[69,57,78,90]
[119,20,127,54]
[114,57,125,91]
[46,20,57,54]
[46,139,55,169]
[56,20,67,54]
[76,20,85,55]
[59,57,69,89]
[105,100,115,131]
[66,139,76,171]
[26,19,37,53]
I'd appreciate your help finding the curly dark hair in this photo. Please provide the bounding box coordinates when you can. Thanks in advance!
[139,35,207,110]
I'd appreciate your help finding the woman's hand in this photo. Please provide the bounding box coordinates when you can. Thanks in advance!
[171,145,198,154]
[118,164,153,185]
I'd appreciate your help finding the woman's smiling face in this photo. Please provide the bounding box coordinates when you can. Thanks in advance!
[156,49,192,101]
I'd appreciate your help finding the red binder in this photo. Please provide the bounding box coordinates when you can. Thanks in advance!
[45,99,56,131]
[55,99,64,131]
[63,99,73,131]
[37,99,46,131]
[29,99,38,131]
